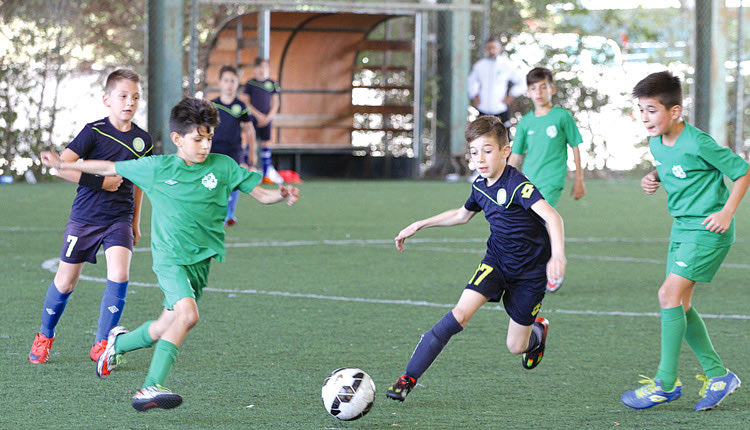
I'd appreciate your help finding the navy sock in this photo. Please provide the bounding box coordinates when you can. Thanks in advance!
[226,189,240,222]
[261,148,272,176]
[95,280,128,342]
[405,311,463,380]
[39,282,72,338]
[525,322,543,353]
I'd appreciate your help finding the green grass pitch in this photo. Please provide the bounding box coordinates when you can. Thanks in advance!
[1,179,749,429]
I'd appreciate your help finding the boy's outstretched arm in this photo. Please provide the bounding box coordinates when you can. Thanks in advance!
[394,207,477,252]
[40,151,117,176]
[571,146,585,200]
[530,199,566,281]
[702,166,750,234]
[641,169,660,195]
[51,148,123,191]
[249,184,299,206]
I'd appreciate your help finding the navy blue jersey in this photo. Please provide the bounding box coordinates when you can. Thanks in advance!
[464,165,551,279]
[67,118,153,225]
[243,78,279,115]
[211,97,251,163]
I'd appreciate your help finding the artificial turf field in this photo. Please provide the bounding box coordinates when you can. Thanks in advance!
[2,178,749,429]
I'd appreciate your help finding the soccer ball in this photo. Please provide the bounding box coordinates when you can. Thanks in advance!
[321,367,376,420]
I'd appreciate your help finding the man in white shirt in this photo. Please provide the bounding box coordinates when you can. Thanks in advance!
[468,38,527,127]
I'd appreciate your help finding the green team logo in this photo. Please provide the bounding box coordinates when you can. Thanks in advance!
[496,188,507,205]
[263,81,274,91]
[231,104,242,115]
[132,137,145,152]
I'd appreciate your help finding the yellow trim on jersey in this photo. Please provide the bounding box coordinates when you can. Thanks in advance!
[213,102,249,118]
[505,181,533,208]
[471,184,500,206]
[92,127,153,158]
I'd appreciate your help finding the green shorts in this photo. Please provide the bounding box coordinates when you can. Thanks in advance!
[666,241,730,283]
[152,259,212,310]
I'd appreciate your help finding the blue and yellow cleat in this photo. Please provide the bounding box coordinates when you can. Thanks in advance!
[621,376,682,409]
[694,370,741,411]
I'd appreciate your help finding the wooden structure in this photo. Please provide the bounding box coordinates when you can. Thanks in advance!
[203,12,414,176]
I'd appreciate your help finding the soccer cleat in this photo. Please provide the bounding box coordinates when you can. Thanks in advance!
[89,340,107,362]
[386,374,416,402]
[224,218,237,227]
[621,376,682,409]
[522,317,549,369]
[29,333,55,364]
[546,277,564,293]
[693,370,741,411]
[96,326,128,378]
[131,384,183,411]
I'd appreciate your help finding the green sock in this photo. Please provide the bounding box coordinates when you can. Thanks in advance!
[654,306,686,391]
[114,321,155,354]
[685,307,725,379]
[143,339,179,388]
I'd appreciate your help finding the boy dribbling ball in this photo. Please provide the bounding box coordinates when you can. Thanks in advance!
[385,115,565,402]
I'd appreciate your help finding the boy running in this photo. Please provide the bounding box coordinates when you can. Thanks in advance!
[385,115,566,402]
[30,69,152,364]
[621,70,748,411]
[40,97,299,411]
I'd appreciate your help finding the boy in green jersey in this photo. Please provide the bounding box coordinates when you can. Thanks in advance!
[41,97,299,411]
[621,70,749,411]
[508,67,585,208]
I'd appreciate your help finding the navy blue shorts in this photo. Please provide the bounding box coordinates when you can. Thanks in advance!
[59,220,134,264]
[464,258,545,326]
[252,117,272,141]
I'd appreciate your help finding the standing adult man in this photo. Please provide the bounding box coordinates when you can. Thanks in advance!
[468,38,527,128]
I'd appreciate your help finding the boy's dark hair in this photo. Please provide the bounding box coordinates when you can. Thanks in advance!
[253,57,268,67]
[527,67,554,87]
[465,115,509,148]
[219,65,238,78]
[105,69,140,94]
[632,70,682,109]
[169,97,220,135]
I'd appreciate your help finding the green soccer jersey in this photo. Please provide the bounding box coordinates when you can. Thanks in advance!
[115,154,262,265]
[511,106,583,202]
[650,122,749,246]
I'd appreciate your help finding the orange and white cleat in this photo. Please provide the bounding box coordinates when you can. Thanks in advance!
[29,333,55,364]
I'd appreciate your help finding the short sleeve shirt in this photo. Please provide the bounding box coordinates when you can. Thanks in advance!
[511,107,582,196]
[242,78,280,115]
[650,122,749,246]
[67,118,153,225]
[464,165,551,279]
[211,97,251,163]
[115,154,262,265]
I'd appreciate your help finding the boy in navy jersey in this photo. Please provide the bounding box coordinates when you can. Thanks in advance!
[386,115,566,402]
[211,65,254,226]
[241,57,283,184]
[29,69,153,364]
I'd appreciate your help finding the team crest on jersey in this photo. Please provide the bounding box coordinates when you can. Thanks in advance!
[546,125,558,138]
[496,188,507,205]
[202,173,218,190]
[132,137,145,152]
[231,104,242,115]
[263,81,274,91]
[672,165,687,179]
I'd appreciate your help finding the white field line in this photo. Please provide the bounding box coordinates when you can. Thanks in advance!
[40,236,750,321]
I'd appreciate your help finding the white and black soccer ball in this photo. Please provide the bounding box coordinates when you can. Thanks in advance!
[321,367,376,421]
